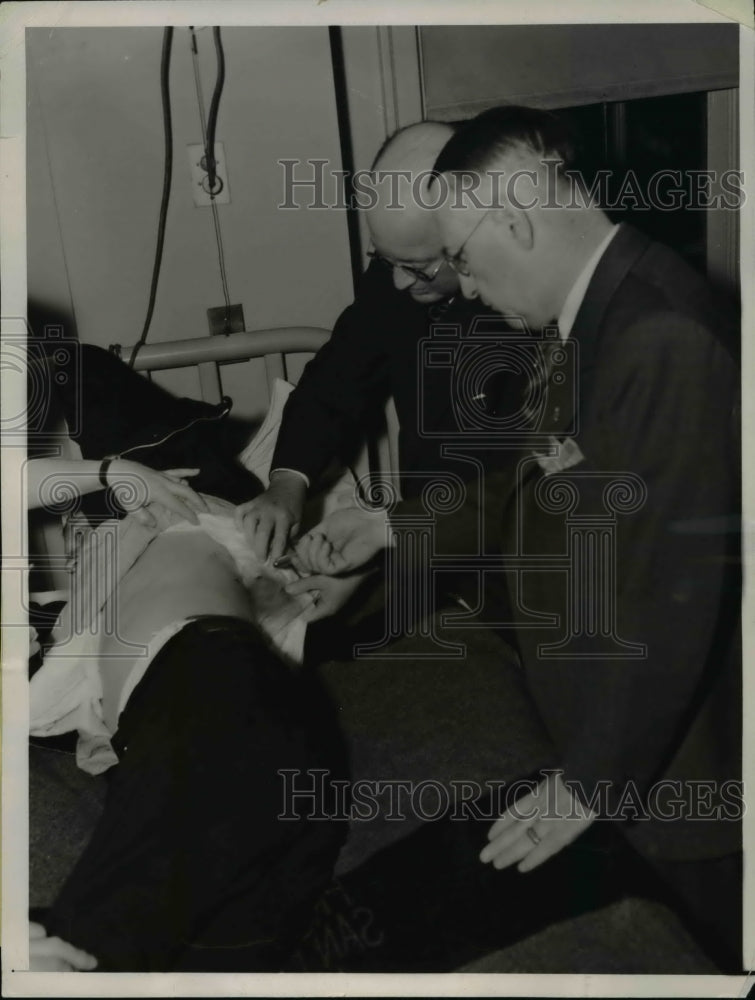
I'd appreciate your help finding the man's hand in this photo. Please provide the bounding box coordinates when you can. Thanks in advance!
[291,506,393,576]
[480,771,596,873]
[235,471,307,562]
[109,462,208,526]
[29,922,98,971]
[285,569,372,622]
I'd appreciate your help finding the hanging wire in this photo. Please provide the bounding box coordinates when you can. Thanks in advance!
[129,26,174,370]
[189,27,208,138]
[190,26,232,329]
[205,27,226,194]
[210,190,232,315]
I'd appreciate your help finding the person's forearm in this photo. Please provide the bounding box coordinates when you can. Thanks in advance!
[271,285,392,485]
[27,459,108,510]
[271,398,354,488]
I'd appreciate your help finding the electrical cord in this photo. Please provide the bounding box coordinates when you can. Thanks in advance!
[210,193,232,320]
[129,26,174,370]
[190,28,208,139]
[204,26,226,195]
[190,26,232,329]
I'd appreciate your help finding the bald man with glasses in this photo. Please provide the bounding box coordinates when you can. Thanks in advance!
[236,120,515,622]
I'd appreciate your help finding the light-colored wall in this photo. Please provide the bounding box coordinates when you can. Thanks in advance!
[339,27,424,266]
[27,26,353,420]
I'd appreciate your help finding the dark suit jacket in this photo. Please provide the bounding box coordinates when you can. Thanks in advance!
[400,224,741,861]
[272,261,514,519]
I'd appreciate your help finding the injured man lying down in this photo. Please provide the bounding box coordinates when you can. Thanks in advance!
[27,359,350,972]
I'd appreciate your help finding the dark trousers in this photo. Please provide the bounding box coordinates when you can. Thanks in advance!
[46,616,347,971]
[289,806,743,974]
[641,850,743,973]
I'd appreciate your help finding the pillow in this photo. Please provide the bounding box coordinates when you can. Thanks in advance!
[237,378,296,486]
[238,378,360,525]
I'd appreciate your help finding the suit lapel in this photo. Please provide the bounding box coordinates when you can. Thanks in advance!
[569,223,651,416]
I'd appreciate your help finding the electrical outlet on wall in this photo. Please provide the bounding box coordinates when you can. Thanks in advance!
[187,142,231,206]
[207,303,245,337]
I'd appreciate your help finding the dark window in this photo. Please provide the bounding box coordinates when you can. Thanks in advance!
[557,92,707,272]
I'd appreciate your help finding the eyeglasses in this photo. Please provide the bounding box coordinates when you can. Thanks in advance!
[367,250,447,284]
[444,210,492,277]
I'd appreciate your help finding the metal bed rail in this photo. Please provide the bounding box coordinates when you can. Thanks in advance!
[115,326,332,403]
[117,324,397,485]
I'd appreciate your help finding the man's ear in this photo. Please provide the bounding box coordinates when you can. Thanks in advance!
[491,205,534,251]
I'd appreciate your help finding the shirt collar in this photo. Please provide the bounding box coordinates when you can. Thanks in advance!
[557,224,620,340]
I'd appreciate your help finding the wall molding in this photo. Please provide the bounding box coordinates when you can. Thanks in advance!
[706,88,740,295]
[339,26,422,264]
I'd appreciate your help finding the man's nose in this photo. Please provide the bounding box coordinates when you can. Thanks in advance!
[459,273,479,300]
[392,267,417,292]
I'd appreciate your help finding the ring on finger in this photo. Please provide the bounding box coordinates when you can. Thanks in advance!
[526,826,542,847]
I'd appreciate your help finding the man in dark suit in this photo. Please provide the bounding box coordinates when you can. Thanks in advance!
[295,106,742,968]
[236,121,517,621]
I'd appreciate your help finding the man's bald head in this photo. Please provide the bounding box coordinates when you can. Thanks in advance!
[367,121,459,303]
[372,121,454,173]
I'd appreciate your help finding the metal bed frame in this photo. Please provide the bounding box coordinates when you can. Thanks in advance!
[114,326,332,404]
[117,323,397,479]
